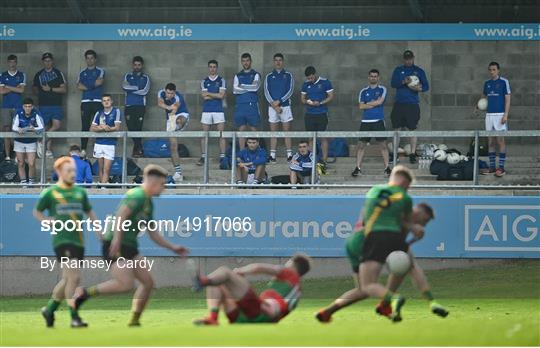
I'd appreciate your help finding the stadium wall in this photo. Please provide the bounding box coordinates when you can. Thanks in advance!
[1,40,538,155]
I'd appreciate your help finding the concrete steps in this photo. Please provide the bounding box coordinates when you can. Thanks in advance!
[18,153,540,186]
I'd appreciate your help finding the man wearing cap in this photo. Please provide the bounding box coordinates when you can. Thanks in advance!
[390,50,429,164]
[32,52,67,159]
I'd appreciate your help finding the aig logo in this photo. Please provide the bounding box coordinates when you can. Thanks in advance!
[465,205,539,252]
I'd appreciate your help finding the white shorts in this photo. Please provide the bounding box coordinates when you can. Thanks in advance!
[93,143,116,161]
[14,141,37,153]
[268,106,293,124]
[485,113,508,131]
[167,113,190,132]
[201,112,225,125]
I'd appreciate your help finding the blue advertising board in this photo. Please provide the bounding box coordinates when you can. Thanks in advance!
[0,195,538,258]
[0,24,539,41]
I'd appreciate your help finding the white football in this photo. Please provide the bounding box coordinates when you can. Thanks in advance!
[407,75,420,87]
[433,149,447,162]
[437,144,448,151]
[447,152,461,165]
[403,144,412,155]
[477,98,488,111]
[386,251,412,276]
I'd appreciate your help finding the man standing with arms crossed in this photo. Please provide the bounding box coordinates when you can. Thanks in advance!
[33,52,67,159]
[478,62,511,177]
[390,50,429,164]
[264,53,294,163]
[233,53,261,149]
[122,56,150,158]
[352,69,391,178]
[77,49,105,158]
[1,54,26,160]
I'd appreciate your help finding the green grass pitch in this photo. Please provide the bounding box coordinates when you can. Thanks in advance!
[1,261,538,346]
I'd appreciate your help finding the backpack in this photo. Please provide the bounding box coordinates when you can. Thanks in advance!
[429,160,449,176]
[328,138,349,157]
[469,138,489,157]
[438,161,474,181]
[0,160,19,182]
[270,175,290,184]
[143,139,171,158]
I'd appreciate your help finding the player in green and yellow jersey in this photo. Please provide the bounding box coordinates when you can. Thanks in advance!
[316,202,449,323]
[73,164,189,326]
[191,254,312,325]
[357,165,426,321]
[34,156,99,328]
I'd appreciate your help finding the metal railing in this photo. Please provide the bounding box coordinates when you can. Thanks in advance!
[1,130,539,189]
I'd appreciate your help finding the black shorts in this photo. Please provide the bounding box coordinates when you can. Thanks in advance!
[54,244,84,261]
[390,103,420,130]
[361,231,407,264]
[102,241,139,262]
[359,120,387,143]
[305,114,328,131]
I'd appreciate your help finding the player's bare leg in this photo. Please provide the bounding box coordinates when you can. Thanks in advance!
[47,119,61,154]
[101,159,112,184]
[355,142,366,170]
[194,285,229,325]
[129,258,155,326]
[169,137,183,182]
[74,264,135,312]
[385,258,449,318]
[41,276,66,327]
[360,261,405,322]
[378,140,390,170]
[282,121,292,159]
[200,123,211,162]
[62,267,87,327]
[269,122,280,160]
[316,273,368,323]
[238,125,248,150]
[192,265,251,301]
[254,165,266,183]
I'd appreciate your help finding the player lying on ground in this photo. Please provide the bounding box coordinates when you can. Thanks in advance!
[73,164,189,326]
[316,202,449,323]
[191,254,312,325]
[34,156,99,328]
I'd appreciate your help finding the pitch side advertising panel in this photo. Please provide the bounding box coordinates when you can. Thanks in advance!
[1,195,538,258]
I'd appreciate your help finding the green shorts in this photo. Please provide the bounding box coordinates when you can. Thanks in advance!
[345,232,365,273]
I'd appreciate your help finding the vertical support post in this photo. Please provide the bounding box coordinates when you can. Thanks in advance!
[392,131,399,166]
[203,131,209,184]
[473,131,479,186]
[40,131,47,186]
[121,132,128,188]
[311,132,317,186]
[230,132,237,186]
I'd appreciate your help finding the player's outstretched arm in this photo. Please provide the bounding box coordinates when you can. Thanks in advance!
[233,263,282,276]
[147,230,189,256]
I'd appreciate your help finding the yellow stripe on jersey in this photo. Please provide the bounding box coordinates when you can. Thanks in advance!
[51,189,84,244]
[364,191,405,236]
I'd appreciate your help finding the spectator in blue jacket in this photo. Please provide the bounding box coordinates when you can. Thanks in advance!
[236,138,267,184]
[289,140,315,185]
[122,56,150,158]
[52,145,93,184]
[390,50,429,164]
